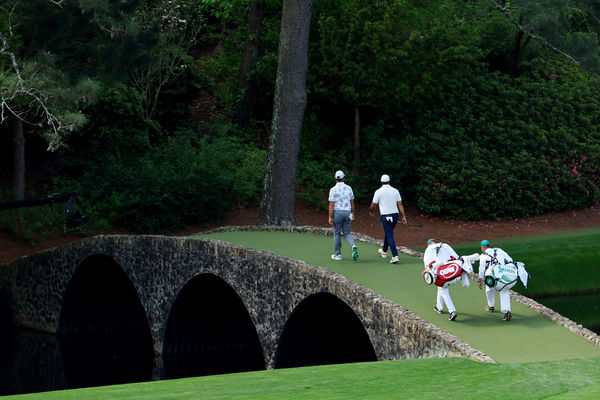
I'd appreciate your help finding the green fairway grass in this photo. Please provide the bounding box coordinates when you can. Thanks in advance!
[4,357,600,400]
[547,383,600,400]
[200,230,600,363]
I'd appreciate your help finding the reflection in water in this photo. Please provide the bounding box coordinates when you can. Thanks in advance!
[534,293,600,335]
[1,253,157,396]
[58,327,155,389]
[163,274,266,379]
[0,327,155,396]
[275,292,377,369]
[56,253,155,389]
[0,328,67,396]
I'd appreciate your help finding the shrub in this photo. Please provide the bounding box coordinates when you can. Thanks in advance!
[0,189,65,244]
[57,132,266,233]
[61,83,155,176]
[398,60,600,220]
[296,151,363,210]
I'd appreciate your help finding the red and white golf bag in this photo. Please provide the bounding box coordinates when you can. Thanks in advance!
[423,260,464,288]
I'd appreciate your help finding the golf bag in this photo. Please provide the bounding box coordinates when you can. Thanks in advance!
[423,261,464,288]
[484,262,519,292]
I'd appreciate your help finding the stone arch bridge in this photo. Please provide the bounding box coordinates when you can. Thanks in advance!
[0,234,491,380]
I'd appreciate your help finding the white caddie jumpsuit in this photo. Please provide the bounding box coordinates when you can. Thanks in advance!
[479,247,514,313]
[423,243,461,314]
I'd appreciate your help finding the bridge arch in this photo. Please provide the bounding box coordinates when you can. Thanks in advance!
[163,273,265,378]
[58,254,154,388]
[274,291,377,369]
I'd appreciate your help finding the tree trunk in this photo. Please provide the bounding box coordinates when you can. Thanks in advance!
[237,0,266,128]
[11,118,25,200]
[258,0,313,226]
[512,16,531,77]
[353,103,360,173]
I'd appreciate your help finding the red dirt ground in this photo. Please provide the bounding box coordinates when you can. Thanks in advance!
[2,202,599,265]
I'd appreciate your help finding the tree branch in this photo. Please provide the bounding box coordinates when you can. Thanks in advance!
[0,30,24,91]
[487,0,580,65]
[1,30,74,149]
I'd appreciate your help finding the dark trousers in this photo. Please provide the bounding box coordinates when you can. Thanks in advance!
[380,213,399,257]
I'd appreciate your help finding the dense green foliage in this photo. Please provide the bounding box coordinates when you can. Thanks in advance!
[2,0,599,234]
[0,198,64,244]
[405,60,600,219]
[301,1,600,219]
[208,0,600,219]
[57,85,265,232]
[58,132,265,232]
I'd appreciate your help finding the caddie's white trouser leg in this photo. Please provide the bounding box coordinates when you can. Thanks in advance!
[437,287,456,313]
[485,285,495,307]
[499,289,511,313]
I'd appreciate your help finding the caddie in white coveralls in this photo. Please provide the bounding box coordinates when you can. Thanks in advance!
[478,239,519,321]
[422,239,477,321]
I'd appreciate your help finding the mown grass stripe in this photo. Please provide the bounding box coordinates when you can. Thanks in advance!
[4,357,600,400]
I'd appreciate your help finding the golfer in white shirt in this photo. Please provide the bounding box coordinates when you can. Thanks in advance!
[369,174,407,264]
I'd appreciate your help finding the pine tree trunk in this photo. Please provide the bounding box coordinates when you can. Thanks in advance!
[11,118,25,200]
[237,0,266,128]
[258,0,313,226]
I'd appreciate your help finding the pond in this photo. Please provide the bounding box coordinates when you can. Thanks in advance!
[532,292,600,335]
[0,327,155,396]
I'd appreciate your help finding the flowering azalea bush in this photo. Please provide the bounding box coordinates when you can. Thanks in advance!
[405,60,600,219]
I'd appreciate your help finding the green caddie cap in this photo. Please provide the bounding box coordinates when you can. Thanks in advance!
[427,238,437,245]
[480,240,491,247]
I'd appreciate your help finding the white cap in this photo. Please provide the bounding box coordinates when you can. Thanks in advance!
[380,174,390,183]
[335,170,345,179]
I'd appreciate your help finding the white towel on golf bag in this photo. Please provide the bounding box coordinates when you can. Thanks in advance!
[459,256,476,287]
[462,253,480,265]
[516,262,529,288]
[461,255,477,273]
[461,272,470,287]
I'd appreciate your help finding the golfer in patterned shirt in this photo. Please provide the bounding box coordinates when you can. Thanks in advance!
[328,170,359,261]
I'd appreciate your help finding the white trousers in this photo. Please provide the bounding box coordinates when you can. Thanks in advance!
[485,285,511,313]
[436,286,456,313]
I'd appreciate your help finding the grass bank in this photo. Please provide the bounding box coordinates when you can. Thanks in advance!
[4,357,600,400]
